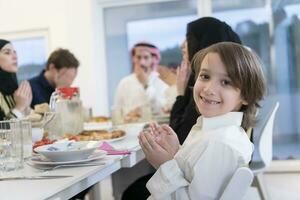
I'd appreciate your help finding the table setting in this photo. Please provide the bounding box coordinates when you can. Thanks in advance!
[0,87,150,199]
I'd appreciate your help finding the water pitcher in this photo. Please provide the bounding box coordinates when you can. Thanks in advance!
[49,87,84,138]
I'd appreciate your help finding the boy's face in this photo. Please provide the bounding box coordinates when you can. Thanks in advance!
[193,52,247,117]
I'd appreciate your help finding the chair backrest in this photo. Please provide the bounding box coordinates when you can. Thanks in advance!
[258,102,279,166]
[252,101,280,166]
[220,167,254,200]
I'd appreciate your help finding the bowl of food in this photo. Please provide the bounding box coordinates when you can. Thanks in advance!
[34,141,101,162]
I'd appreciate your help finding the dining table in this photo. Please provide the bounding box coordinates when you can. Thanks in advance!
[0,122,146,200]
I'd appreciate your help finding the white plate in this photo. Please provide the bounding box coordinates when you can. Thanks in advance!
[34,141,101,162]
[78,130,127,142]
[103,134,127,142]
[30,150,107,165]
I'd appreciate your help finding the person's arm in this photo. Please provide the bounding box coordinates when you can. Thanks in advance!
[10,108,24,118]
[144,75,168,115]
[169,92,190,126]
[162,85,177,113]
[29,79,38,108]
[114,76,146,117]
[169,73,199,144]
[146,141,243,200]
[170,71,194,120]
[1,108,21,119]
[113,80,126,112]
[169,62,192,124]
[157,65,177,87]
[0,94,22,120]
[13,81,32,115]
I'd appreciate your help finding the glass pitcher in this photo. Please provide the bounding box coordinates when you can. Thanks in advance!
[49,87,84,138]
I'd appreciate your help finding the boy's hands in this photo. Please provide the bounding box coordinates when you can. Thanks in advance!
[139,122,180,169]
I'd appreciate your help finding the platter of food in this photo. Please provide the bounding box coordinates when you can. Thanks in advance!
[64,129,126,142]
[78,129,126,142]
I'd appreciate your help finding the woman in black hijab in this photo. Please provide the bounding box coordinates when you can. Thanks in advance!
[0,39,32,120]
[121,17,242,200]
[170,17,242,144]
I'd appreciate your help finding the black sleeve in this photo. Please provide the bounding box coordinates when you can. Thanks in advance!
[169,95,188,127]
[0,109,5,121]
[169,81,192,133]
[169,73,200,144]
[170,95,199,144]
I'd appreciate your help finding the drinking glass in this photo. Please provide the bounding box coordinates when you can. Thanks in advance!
[0,120,23,172]
[82,107,93,122]
[43,112,62,140]
[20,120,32,159]
[111,106,123,125]
[0,126,11,173]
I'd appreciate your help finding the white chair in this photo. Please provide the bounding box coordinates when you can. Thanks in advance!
[220,167,254,200]
[249,101,280,200]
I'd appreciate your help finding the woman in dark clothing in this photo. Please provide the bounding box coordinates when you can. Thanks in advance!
[0,39,32,121]
[170,17,242,144]
[121,17,242,200]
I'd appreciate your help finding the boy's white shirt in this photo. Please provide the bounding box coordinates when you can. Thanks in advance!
[114,72,172,115]
[146,112,254,200]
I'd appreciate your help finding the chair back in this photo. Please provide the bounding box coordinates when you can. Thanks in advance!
[251,101,280,167]
[220,167,254,200]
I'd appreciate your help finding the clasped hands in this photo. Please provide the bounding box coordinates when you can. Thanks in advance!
[138,122,180,169]
[14,80,32,112]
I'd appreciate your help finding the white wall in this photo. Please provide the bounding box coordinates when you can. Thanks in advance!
[0,0,109,115]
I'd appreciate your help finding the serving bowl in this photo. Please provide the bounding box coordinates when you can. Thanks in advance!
[34,141,101,162]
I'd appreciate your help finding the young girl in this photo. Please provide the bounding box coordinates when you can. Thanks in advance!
[139,42,266,200]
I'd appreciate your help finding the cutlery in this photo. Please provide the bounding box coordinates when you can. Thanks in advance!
[26,162,106,171]
[0,175,72,181]
[40,163,106,171]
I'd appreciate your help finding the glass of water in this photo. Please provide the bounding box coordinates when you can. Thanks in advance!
[0,120,23,172]
[111,106,124,125]
[20,120,32,159]
[0,127,11,173]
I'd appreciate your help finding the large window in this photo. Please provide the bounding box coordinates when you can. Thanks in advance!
[103,0,197,109]
[0,30,48,82]
[127,15,197,68]
[212,0,300,159]
[102,0,300,160]
[12,36,47,82]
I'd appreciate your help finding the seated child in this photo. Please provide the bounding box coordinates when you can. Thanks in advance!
[139,42,266,200]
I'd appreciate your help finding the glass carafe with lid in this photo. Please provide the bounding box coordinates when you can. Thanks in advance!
[49,87,84,137]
